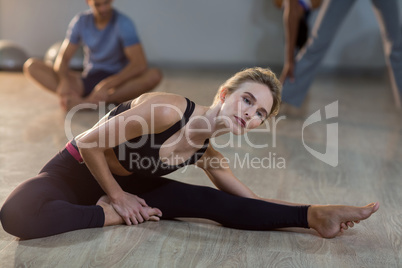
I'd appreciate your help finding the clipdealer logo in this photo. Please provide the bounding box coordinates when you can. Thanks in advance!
[302,101,338,167]
[64,101,339,168]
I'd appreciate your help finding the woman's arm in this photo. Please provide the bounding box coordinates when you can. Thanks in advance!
[198,146,305,206]
[197,146,258,199]
[76,94,183,224]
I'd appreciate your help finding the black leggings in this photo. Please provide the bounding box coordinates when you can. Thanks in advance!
[0,148,309,239]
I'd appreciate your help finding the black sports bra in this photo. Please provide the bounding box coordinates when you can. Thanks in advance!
[108,97,209,177]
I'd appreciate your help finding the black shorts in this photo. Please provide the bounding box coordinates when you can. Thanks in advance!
[81,70,115,97]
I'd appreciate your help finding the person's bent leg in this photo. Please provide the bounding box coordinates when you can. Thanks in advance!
[0,148,107,239]
[282,0,357,107]
[0,174,104,239]
[23,58,59,93]
[106,68,163,104]
[371,0,402,108]
[23,58,85,110]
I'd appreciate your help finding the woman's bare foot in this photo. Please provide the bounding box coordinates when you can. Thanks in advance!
[97,195,125,226]
[307,202,380,238]
[96,195,161,227]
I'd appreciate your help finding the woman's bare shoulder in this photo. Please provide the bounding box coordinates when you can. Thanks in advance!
[124,92,190,131]
[132,92,188,108]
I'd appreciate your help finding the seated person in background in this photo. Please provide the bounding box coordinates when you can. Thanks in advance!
[23,0,162,111]
[274,0,322,83]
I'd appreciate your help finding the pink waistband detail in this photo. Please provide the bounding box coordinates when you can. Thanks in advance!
[66,142,84,163]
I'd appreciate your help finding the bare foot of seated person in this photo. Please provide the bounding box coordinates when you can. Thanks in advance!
[308,202,380,238]
[96,195,162,227]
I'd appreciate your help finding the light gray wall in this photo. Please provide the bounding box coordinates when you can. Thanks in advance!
[1,0,401,69]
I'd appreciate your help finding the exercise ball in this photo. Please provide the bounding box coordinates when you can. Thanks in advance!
[0,40,29,71]
[44,41,84,70]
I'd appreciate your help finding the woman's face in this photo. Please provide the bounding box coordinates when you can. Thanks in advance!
[219,82,274,135]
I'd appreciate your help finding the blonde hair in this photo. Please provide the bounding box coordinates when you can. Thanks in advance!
[214,67,282,117]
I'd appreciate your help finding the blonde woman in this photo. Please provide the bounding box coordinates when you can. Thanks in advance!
[1,67,378,239]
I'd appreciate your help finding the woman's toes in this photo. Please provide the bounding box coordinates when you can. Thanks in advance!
[148,216,160,222]
[372,202,380,212]
[341,222,348,230]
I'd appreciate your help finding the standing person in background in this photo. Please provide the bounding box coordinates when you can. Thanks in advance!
[279,0,402,112]
[23,0,162,111]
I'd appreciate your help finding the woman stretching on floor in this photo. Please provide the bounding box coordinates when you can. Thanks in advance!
[0,67,379,239]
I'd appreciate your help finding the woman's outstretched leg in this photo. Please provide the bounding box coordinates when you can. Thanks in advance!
[114,176,379,238]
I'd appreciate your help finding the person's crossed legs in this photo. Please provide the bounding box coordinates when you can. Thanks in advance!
[23,58,162,111]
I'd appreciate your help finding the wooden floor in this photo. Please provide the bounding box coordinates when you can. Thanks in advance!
[0,70,401,267]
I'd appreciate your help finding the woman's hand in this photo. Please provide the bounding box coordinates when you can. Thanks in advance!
[110,192,162,225]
